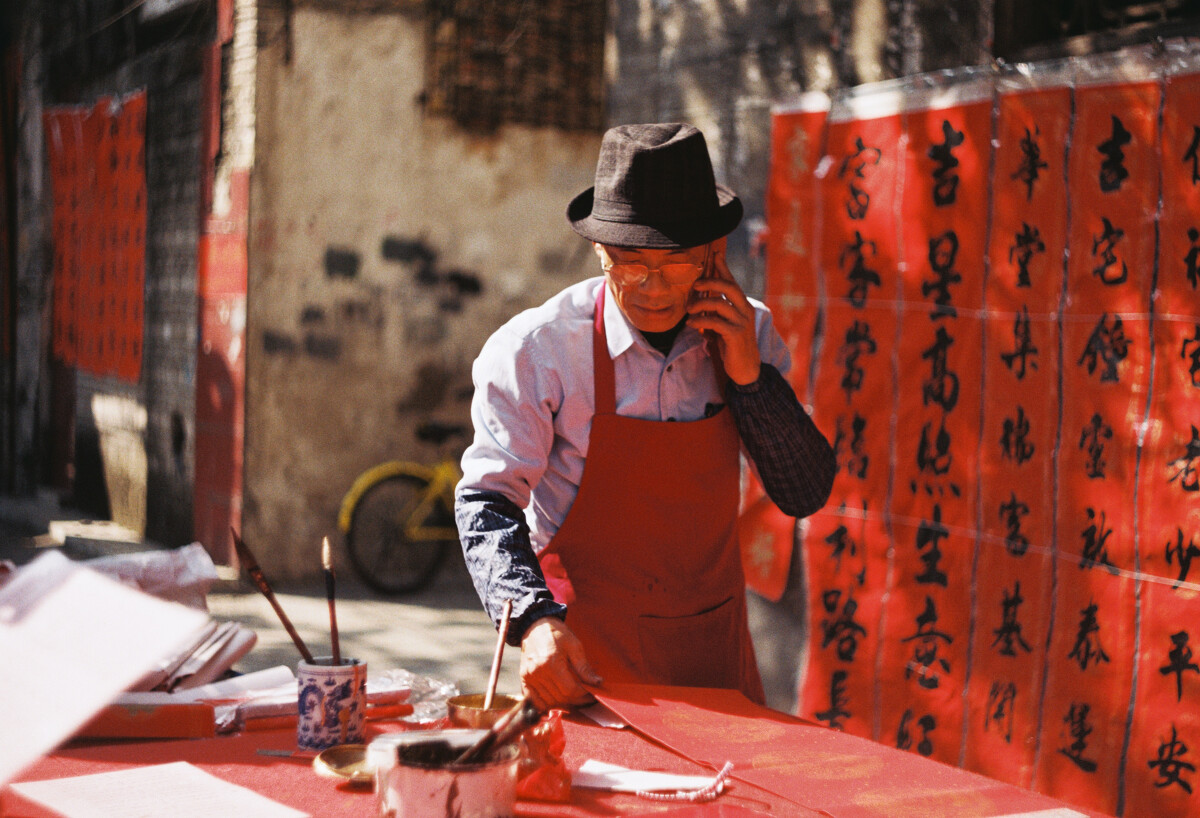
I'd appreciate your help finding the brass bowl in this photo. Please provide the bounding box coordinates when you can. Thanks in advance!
[446,693,521,729]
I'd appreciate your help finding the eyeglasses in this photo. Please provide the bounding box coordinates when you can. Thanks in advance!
[600,248,710,287]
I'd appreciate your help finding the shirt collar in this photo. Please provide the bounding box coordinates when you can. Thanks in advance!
[599,278,705,361]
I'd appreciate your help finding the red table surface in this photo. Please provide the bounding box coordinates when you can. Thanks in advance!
[3,703,1113,818]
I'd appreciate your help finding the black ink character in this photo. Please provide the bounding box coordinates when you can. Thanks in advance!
[1013,126,1049,201]
[824,524,860,574]
[1183,324,1200,388]
[833,412,869,480]
[1185,228,1200,290]
[1184,126,1200,186]
[1091,217,1129,285]
[1080,507,1118,574]
[1001,406,1035,465]
[924,231,962,320]
[999,493,1031,557]
[1068,599,1111,670]
[896,709,936,756]
[839,137,883,220]
[921,326,960,412]
[928,119,965,207]
[820,588,868,662]
[1001,306,1038,380]
[915,505,949,587]
[1165,527,1200,588]
[1009,223,1045,288]
[1078,313,1129,383]
[902,596,953,690]
[917,418,953,479]
[1060,702,1099,773]
[993,581,1033,656]
[1079,413,1114,480]
[814,670,851,730]
[1169,426,1200,493]
[1148,724,1195,794]
[1159,631,1200,702]
[839,231,881,307]
[1098,115,1132,193]
[986,681,1017,743]
[838,321,877,404]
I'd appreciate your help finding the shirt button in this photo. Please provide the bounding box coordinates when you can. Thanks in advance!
[666,364,673,372]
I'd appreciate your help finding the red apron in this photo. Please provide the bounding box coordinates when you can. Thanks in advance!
[537,286,765,704]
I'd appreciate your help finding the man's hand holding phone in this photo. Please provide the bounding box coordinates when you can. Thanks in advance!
[686,239,762,386]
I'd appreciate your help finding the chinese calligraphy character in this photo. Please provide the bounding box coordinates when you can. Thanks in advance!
[1009,223,1045,288]
[916,418,953,479]
[998,493,1031,557]
[1185,228,1200,290]
[1068,599,1111,670]
[915,504,949,586]
[1159,631,1200,702]
[1013,126,1048,201]
[1098,115,1132,193]
[814,670,851,730]
[928,119,965,206]
[838,321,877,403]
[833,412,869,479]
[1001,406,1035,464]
[902,596,953,689]
[1182,324,1200,387]
[820,588,867,662]
[786,126,811,183]
[985,681,1017,742]
[1078,313,1129,383]
[1165,527,1200,587]
[993,581,1033,656]
[921,326,960,412]
[1184,126,1200,186]
[1149,724,1195,794]
[1168,426,1200,493]
[839,231,881,307]
[823,523,859,574]
[1079,412,1113,479]
[924,231,962,319]
[1060,702,1099,773]
[1080,507,1117,573]
[839,137,882,220]
[1091,217,1129,285]
[896,709,936,756]
[1000,306,1038,380]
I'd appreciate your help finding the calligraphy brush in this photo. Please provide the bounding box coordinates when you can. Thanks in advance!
[482,599,513,711]
[322,536,341,666]
[231,527,315,664]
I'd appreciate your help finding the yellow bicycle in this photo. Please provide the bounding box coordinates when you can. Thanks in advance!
[337,422,467,595]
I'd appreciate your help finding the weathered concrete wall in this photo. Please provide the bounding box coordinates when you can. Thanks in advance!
[605,0,992,710]
[245,6,601,578]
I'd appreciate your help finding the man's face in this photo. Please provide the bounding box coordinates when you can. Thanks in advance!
[595,243,710,333]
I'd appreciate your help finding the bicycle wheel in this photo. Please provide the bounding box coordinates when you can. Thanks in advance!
[345,474,453,594]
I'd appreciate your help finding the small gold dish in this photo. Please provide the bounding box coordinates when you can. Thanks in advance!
[446,693,521,729]
[312,743,373,785]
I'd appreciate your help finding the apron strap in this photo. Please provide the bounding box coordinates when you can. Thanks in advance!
[593,285,617,415]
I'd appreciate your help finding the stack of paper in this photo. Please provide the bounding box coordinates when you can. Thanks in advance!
[0,551,213,785]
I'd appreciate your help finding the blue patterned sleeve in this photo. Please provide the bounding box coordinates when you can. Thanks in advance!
[455,488,567,646]
[727,363,837,518]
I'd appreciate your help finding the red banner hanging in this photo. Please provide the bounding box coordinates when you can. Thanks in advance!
[45,93,147,383]
[1039,68,1160,814]
[797,97,903,740]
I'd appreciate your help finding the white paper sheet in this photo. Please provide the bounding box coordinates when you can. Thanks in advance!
[576,701,629,729]
[9,762,308,818]
[573,759,720,792]
[0,552,210,785]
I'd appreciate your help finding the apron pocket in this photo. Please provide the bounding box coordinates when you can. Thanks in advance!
[636,596,743,690]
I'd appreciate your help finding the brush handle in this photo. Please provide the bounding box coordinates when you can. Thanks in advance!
[233,529,315,664]
[325,569,340,665]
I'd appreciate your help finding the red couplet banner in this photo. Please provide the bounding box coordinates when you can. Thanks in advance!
[797,97,903,740]
[966,76,1071,787]
[1125,63,1200,817]
[1039,71,1160,814]
[880,86,991,767]
[45,93,147,383]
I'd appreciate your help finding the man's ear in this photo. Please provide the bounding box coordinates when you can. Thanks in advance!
[592,242,606,261]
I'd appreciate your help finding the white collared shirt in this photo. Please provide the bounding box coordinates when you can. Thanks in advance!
[458,276,791,553]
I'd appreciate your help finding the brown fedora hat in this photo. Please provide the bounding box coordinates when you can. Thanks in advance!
[567,123,742,249]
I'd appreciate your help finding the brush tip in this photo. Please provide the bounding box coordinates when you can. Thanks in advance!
[321,536,332,571]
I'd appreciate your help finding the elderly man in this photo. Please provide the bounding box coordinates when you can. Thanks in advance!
[456,123,836,711]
